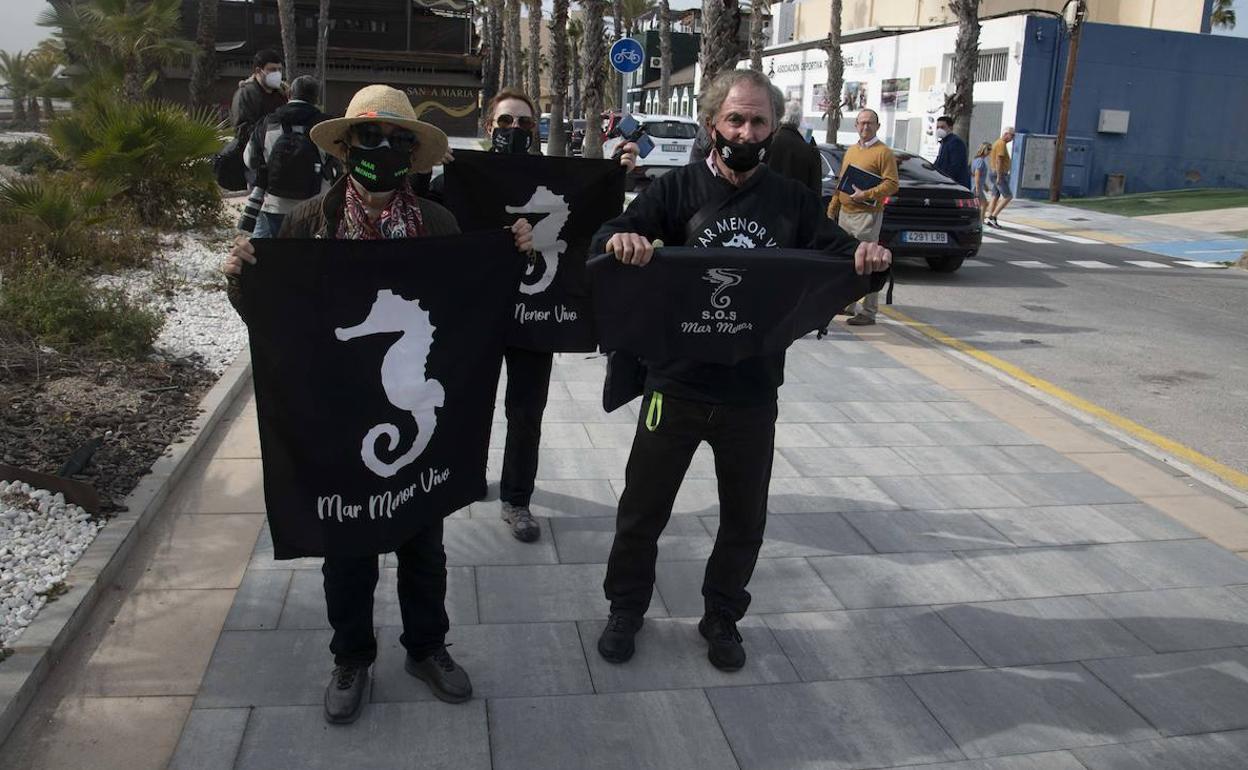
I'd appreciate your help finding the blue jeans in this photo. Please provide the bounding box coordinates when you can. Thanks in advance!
[252,211,286,238]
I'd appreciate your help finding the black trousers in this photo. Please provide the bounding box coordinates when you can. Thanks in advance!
[604,392,777,620]
[499,346,554,507]
[322,517,448,666]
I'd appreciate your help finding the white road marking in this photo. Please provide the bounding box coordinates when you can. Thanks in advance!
[1067,260,1116,269]
[1124,260,1172,269]
[989,229,1057,244]
[1174,260,1229,269]
[1003,222,1101,244]
[962,259,992,267]
[1008,261,1056,269]
[980,236,1006,244]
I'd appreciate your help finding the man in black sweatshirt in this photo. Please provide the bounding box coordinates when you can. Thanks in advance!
[591,69,892,671]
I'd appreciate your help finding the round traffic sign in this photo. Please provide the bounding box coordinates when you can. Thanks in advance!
[609,38,645,74]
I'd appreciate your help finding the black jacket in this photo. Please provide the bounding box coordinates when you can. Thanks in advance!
[765,124,823,194]
[591,161,862,405]
[935,132,971,189]
[230,78,288,137]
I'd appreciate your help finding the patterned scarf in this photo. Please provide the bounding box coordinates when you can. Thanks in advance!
[337,179,427,240]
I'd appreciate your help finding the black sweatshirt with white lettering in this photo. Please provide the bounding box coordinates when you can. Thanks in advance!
[591,161,865,405]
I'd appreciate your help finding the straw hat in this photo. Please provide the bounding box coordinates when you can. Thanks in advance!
[310,84,449,173]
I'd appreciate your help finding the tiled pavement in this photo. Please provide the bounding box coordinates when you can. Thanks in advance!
[7,322,1248,769]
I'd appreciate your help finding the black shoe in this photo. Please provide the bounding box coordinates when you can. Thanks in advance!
[324,664,369,724]
[699,612,746,671]
[405,645,473,703]
[597,612,644,663]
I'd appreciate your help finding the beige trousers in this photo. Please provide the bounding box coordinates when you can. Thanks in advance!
[837,209,884,318]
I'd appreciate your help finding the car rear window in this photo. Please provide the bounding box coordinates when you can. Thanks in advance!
[644,121,698,140]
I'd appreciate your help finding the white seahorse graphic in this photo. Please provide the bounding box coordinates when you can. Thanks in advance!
[335,290,444,479]
[506,185,570,295]
[702,268,745,309]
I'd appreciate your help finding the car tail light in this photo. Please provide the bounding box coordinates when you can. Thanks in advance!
[955,198,980,208]
[882,196,893,205]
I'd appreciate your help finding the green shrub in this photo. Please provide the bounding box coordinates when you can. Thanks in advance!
[0,260,163,357]
[0,139,70,175]
[49,99,225,230]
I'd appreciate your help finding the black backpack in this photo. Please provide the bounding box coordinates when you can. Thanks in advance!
[212,124,250,191]
[265,117,323,200]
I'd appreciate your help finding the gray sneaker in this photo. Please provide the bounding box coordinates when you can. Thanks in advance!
[405,645,473,703]
[324,663,369,724]
[501,502,541,542]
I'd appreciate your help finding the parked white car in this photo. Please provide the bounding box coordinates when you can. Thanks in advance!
[603,113,699,190]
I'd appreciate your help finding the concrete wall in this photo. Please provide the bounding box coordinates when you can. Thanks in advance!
[1016,16,1248,195]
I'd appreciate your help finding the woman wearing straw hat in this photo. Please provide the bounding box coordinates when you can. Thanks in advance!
[223,84,534,725]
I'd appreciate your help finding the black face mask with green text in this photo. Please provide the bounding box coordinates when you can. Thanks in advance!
[348,145,410,192]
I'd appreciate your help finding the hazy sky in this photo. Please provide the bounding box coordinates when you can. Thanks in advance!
[1,0,1241,55]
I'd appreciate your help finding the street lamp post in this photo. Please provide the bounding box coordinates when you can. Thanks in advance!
[1049,0,1087,203]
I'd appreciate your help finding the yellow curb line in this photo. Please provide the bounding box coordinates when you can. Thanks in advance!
[880,306,1248,494]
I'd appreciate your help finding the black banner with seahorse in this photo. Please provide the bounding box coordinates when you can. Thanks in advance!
[242,231,523,558]
[441,150,625,353]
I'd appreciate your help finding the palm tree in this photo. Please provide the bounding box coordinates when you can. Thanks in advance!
[823,0,842,142]
[547,0,571,154]
[944,0,981,145]
[0,51,32,128]
[699,0,741,96]
[619,0,655,38]
[27,50,62,121]
[749,1,767,71]
[277,0,298,80]
[189,0,217,109]
[316,0,332,94]
[658,0,671,112]
[1212,0,1236,30]
[42,0,196,102]
[482,0,503,124]
[567,16,584,118]
[504,0,523,88]
[526,0,542,102]
[579,0,607,158]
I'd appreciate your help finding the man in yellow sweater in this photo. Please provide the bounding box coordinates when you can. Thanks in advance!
[827,109,899,325]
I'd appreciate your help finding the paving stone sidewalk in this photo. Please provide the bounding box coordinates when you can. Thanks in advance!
[7,322,1248,770]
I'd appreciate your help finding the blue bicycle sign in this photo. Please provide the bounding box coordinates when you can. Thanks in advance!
[609,38,645,74]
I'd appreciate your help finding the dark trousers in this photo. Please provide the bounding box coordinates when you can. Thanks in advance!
[604,392,777,620]
[499,346,554,507]
[322,517,448,666]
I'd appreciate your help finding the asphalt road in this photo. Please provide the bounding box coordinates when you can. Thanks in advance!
[885,225,1248,478]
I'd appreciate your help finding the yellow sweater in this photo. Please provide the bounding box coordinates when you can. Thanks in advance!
[827,141,900,218]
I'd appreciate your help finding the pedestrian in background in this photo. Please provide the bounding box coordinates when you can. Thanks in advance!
[933,115,970,189]
[971,141,992,221]
[244,76,332,238]
[986,126,1015,228]
[765,99,823,193]
[827,108,898,326]
[230,49,288,182]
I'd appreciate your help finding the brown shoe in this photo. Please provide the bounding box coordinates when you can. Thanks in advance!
[846,314,876,326]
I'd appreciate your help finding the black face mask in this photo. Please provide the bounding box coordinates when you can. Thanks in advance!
[347,145,410,192]
[713,130,774,173]
[490,126,532,154]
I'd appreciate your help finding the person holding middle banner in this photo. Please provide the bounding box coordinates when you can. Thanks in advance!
[589,69,892,671]
[223,85,535,725]
[438,89,638,544]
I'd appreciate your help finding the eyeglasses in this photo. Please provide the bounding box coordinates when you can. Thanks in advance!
[352,123,419,154]
[495,114,535,130]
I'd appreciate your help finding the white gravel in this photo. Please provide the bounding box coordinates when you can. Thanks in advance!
[97,229,249,374]
[0,481,103,648]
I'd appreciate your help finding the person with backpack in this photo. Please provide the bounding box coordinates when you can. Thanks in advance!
[216,49,289,191]
[244,76,332,238]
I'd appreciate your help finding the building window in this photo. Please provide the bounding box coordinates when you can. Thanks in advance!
[942,49,1009,83]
